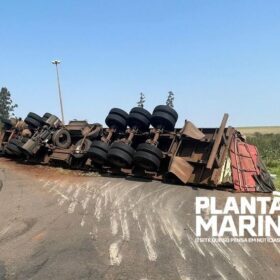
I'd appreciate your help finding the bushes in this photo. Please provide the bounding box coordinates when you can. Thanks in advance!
[246,133,280,190]
[246,133,280,168]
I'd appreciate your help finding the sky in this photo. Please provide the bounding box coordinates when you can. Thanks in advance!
[0,0,279,128]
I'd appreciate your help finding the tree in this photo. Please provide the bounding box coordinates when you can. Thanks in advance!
[0,87,18,119]
[137,92,145,108]
[166,91,174,108]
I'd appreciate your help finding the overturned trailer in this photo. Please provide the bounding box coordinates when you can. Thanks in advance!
[0,107,275,193]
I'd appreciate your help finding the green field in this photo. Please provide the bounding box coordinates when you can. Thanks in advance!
[239,127,280,191]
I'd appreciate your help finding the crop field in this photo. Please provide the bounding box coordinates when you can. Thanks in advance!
[240,127,280,191]
[238,126,280,136]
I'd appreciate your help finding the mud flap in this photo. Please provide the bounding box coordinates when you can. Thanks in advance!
[168,156,194,184]
[180,120,205,140]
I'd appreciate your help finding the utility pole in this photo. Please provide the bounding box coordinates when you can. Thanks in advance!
[52,60,65,124]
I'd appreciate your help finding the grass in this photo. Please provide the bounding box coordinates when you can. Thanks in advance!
[242,129,280,191]
[238,126,280,136]
[269,166,280,191]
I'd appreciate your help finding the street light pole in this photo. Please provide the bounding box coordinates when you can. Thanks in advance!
[52,60,65,124]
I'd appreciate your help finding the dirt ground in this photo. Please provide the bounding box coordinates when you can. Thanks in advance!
[0,157,280,280]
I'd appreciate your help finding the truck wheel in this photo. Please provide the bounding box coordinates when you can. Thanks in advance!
[107,142,135,168]
[127,107,151,131]
[1,118,13,129]
[4,147,14,156]
[73,139,92,159]
[105,108,128,131]
[134,143,163,171]
[151,105,178,131]
[10,138,25,148]
[42,113,52,122]
[88,141,109,165]
[27,112,45,124]
[5,142,22,156]
[52,129,72,149]
[108,108,129,120]
[153,105,178,119]
[24,117,41,129]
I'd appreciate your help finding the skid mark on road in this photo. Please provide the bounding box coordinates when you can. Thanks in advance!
[40,177,212,265]
[0,225,11,237]
[68,185,81,214]
[110,211,118,236]
[215,267,228,280]
[176,263,191,280]
[109,240,122,265]
[119,209,130,241]
[143,228,157,261]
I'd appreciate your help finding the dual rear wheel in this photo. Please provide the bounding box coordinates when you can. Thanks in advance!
[90,105,178,171]
[133,105,177,171]
[106,107,152,168]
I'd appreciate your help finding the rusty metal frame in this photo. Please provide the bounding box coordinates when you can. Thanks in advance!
[1,113,236,188]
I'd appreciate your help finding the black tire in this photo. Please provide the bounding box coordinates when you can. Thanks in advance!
[73,138,92,159]
[153,105,178,120]
[91,140,110,152]
[88,141,109,165]
[107,142,135,168]
[107,148,133,168]
[52,129,72,149]
[1,118,13,129]
[151,105,178,131]
[4,147,14,156]
[108,108,129,120]
[9,138,25,148]
[27,112,44,124]
[127,107,151,131]
[24,117,41,129]
[42,113,52,122]
[89,148,108,165]
[129,107,152,118]
[105,114,127,131]
[134,150,161,171]
[134,144,163,171]
[5,142,22,156]
[110,142,135,156]
[151,111,176,131]
[136,143,163,159]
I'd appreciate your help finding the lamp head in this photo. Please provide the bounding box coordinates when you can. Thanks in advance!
[52,60,61,65]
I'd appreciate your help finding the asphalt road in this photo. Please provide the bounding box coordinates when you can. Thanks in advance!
[0,158,279,280]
